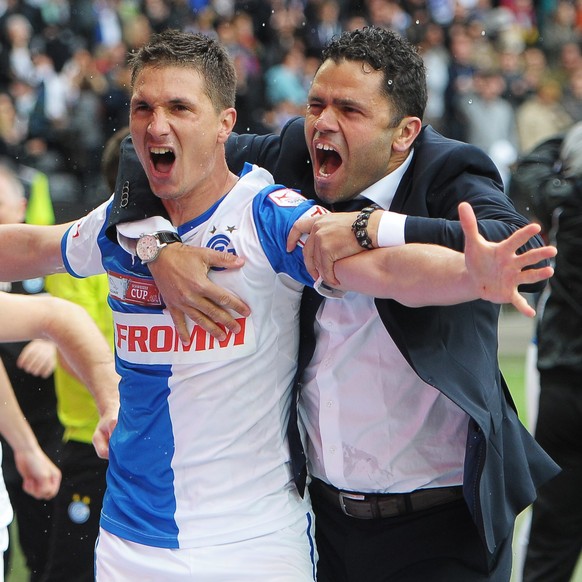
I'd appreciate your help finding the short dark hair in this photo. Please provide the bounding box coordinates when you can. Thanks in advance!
[128,29,236,112]
[321,26,427,124]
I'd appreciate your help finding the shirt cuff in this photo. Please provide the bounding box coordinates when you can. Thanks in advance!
[376,211,407,247]
[117,217,177,255]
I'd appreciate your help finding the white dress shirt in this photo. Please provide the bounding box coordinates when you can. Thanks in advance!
[300,151,469,493]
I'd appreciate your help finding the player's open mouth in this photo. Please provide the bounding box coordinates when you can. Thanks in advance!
[150,147,175,173]
[315,143,342,177]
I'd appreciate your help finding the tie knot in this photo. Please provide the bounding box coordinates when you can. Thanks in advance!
[331,197,373,213]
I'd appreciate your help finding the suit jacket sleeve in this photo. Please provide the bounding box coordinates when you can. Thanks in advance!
[398,127,548,293]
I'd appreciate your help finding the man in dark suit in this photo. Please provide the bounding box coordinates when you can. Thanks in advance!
[106,26,558,581]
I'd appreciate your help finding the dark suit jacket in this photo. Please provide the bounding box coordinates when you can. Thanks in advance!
[106,118,560,554]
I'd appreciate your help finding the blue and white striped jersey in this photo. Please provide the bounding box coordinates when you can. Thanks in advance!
[61,165,324,549]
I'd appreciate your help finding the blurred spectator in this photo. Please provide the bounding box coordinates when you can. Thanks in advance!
[497,45,531,108]
[459,67,518,185]
[264,0,306,68]
[553,40,582,89]
[142,0,187,32]
[444,25,476,140]
[516,77,573,153]
[520,45,550,96]
[264,41,308,132]
[0,14,37,89]
[561,66,582,123]
[540,0,581,67]
[303,0,343,55]
[228,12,270,133]
[0,1,43,45]
[97,41,131,141]
[0,92,26,158]
[366,0,411,35]
[499,0,539,45]
[416,20,450,133]
[122,13,153,52]
[92,0,124,49]
[61,47,109,202]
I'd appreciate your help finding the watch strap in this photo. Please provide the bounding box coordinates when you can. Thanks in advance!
[155,231,181,245]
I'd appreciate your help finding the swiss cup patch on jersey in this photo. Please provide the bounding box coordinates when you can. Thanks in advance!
[108,272,162,306]
[267,189,307,207]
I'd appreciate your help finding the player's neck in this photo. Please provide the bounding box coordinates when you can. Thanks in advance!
[163,168,239,226]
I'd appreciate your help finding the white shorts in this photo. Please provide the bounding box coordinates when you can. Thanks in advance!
[95,511,318,581]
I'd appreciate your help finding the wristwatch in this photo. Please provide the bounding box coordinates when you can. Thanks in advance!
[136,231,181,264]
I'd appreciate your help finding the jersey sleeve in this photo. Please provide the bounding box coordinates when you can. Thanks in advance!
[252,186,323,287]
[62,198,111,278]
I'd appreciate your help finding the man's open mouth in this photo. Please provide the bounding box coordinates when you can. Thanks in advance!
[150,147,175,173]
[315,143,342,177]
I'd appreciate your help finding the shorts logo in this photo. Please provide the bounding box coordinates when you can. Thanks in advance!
[207,233,237,272]
[68,494,91,524]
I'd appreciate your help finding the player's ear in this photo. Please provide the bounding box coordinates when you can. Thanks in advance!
[218,107,237,144]
[392,117,421,152]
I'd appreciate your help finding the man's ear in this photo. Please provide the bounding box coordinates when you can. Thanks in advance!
[393,117,422,152]
[218,107,237,144]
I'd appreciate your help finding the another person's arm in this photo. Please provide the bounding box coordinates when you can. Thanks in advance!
[331,202,555,318]
[0,222,70,281]
[0,293,120,459]
[146,201,554,345]
[0,359,61,500]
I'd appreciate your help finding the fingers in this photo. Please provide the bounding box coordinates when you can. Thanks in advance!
[22,469,61,500]
[166,281,251,344]
[515,245,557,269]
[151,245,251,343]
[502,222,542,251]
[518,266,554,285]
[92,431,110,460]
[286,225,303,252]
[300,237,319,281]
[167,304,235,345]
[167,307,191,344]
[317,257,340,287]
[92,416,117,460]
[16,340,56,378]
[207,249,245,271]
[511,292,536,318]
[458,201,479,241]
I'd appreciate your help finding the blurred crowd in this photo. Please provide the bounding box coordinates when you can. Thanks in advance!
[0,0,580,210]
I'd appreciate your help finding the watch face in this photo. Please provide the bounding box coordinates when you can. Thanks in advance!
[136,234,160,263]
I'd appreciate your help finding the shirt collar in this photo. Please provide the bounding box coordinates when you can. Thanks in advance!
[356,148,414,210]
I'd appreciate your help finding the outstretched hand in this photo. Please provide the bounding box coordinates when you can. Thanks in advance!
[149,244,250,344]
[459,201,556,317]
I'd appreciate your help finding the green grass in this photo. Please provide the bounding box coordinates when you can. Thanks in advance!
[6,521,27,582]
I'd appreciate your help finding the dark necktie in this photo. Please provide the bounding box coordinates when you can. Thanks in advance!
[330,197,373,212]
